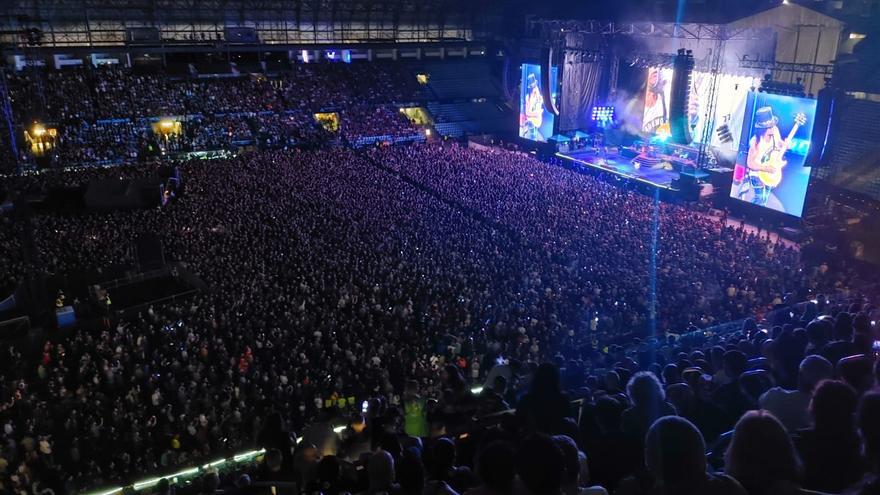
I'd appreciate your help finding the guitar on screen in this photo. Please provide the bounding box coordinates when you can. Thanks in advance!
[756,111,807,188]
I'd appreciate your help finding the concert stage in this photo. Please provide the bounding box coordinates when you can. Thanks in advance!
[557,148,707,191]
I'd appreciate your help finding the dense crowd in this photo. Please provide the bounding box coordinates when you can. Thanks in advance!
[9,64,422,123]
[252,113,332,149]
[341,106,424,144]
[0,142,878,495]
[53,121,148,164]
[371,144,841,336]
[6,64,425,167]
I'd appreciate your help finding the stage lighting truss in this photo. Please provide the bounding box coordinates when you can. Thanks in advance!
[528,19,769,42]
[739,56,834,76]
[758,74,807,97]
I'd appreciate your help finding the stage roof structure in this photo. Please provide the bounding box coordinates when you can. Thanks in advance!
[729,3,844,94]
[0,0,496,49]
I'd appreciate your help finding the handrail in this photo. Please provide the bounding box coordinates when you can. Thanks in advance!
[81,388,570,495]
[83,449,266,495]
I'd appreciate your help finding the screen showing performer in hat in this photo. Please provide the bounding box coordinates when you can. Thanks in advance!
[518,63,558,143]
[730,93,815,217]
[744,106,806,206]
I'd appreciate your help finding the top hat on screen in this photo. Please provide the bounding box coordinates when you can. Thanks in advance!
[754,106,779,129]
[527,73,539,89]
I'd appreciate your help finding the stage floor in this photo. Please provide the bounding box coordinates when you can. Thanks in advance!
[557,149,682,190]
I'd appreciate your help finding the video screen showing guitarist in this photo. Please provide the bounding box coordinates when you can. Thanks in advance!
[521,73,545,141]
[518,63,558,142]
[741,106,807,207]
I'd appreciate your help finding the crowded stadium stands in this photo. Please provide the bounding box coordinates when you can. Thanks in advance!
[1,10,880,495]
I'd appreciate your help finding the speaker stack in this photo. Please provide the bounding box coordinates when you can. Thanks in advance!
[805,86,837,168]
[669,49,695,145]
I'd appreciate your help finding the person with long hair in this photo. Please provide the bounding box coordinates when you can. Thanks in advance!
[725,410,804,495]
[741,106,806,207]
[516,363,573,435]
[845,392,880,495]
[642,68,668,133]
[795,380,866,493]
[521,72,546,140]
[621,372,676,443]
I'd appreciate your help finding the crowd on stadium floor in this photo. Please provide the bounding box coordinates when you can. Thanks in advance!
[1,143,879,495]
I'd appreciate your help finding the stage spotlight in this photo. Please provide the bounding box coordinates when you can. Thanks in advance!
[591,106,615,127]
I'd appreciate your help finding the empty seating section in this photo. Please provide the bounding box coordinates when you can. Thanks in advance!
[427,101,510,137]
[419,61,502,100]
[818,98,880,199]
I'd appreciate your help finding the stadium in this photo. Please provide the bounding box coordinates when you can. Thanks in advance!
[0,0,879,493]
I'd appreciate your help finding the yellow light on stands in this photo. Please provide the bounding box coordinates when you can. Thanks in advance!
[32,124,46,137]
[157,119,178,137]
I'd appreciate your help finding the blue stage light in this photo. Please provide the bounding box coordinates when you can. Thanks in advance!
[591,106,615,125]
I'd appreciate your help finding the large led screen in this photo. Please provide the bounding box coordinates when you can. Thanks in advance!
[642,67,673,135]
[642,67,756,149]
[729,92,816,217]
[519,63,558,142]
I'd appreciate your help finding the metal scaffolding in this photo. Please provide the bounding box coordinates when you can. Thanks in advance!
[0,0,493,49]
[739,56,835,76]
[528,19,768,42]
[697,32,724,168]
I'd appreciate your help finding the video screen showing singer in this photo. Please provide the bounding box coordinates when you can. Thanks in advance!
[642,68,670,134]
